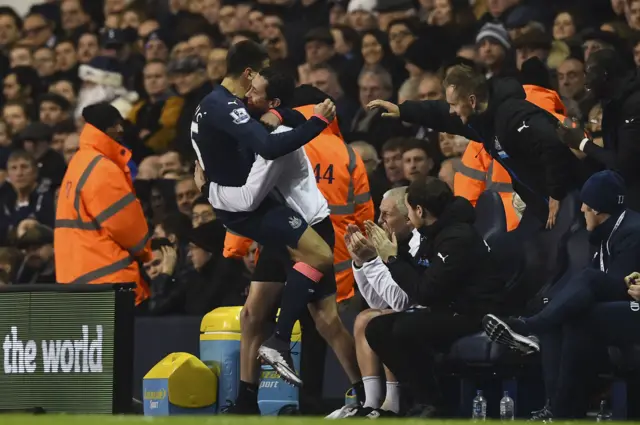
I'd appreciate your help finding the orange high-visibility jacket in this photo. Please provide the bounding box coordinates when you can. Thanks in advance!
[454,85,575,232]
[223,106,374,302]
[55,124,152,305]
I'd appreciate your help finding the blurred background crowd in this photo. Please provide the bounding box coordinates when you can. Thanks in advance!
[0,0,634,314]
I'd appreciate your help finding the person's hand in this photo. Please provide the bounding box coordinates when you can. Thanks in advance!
[365,220,398,262]
[160,246,178,276]
[629,284,640,301]
[556,120,587,150]
[344,224,377,266]
[546,197,560,229]
[366,100,400,118]
[314,99,336,122]
[194,160,206,192]
[298,63,312,85]
[260,111,282,128]
[625,272,640,288]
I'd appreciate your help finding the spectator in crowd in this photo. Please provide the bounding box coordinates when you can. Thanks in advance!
[159,150,187,177]
[476,22,512,79]
[49,78,78,108]
[191,195,216,228]
[0,7,21,54]
[0,246,23,285]
[350,141,380,177]
[9,45,33,68]
[60,0,92,38]
[365,178,505,417]
[77,31,100,64]
[438,157,460,190]
[14,122,67,188]
[174,176,199,217]
[308,63,358,137]
[51,119,76,154]
[38,93,71,127]
[557,57,595,122]
[483,171,640,420]
[513,28,552,71]
[387,18,418,57]
[558,49,640,212]
[402,139,433,183]
[206,47,227,85]
[14,223,55,284]
[23,13,56,49]
[62,132,79,164]
[3,101,30,135]
[33,47,57,83]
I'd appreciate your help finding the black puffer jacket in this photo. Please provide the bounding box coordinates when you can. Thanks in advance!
[398,78,587,222]
[387,197,506,315]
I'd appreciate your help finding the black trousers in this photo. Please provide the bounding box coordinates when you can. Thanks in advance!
[365,308,481,404]
[532,268,636,418]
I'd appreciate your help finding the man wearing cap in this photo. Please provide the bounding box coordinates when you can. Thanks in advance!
[482,170,640,419]
[374,0,415,31]
[170,55,213,160]
[144,29,170,62]
[299,27,348,86]
[55,102,152,306]
[476,22,513,79]
[15,121,67,187]
[15,223,55,284]
[557,49,640,212]
[346,0,377,32]
[513,28,552,70]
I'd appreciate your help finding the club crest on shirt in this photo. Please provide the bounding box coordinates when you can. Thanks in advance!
[230,108,250,125]
[289,216,302,229]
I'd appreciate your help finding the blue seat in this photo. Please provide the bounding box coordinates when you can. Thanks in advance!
[474,190,507,244]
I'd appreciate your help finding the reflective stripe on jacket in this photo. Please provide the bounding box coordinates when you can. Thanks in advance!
[223,106,375,302]
[54,124,152,305]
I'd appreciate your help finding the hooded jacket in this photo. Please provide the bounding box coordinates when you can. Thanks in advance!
[399,78,587,222]
[386,197,505,315]
[585,73,640,212]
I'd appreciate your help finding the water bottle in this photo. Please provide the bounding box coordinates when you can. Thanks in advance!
[596,400,612,422]
[500,391,515,421]
[472,390,487,421]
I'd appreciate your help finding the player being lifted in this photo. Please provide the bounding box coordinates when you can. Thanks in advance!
[191,41,343,387]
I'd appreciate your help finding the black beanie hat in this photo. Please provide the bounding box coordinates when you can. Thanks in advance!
[82,102,122,133]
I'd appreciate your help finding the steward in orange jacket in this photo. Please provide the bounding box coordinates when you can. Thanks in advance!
[55,104,152,305]
[223,105,374,302]
[454,84,579,231]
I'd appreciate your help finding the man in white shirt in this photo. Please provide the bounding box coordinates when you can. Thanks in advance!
[327,186,422,419]
[203,69,363,414]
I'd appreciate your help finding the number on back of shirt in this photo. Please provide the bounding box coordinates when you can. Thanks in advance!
[314,163,334,184]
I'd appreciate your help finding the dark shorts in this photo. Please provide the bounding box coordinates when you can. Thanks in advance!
[217,197,309,249]
[252,216,337,302]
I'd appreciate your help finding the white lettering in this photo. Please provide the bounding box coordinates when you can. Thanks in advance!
[60,341,74,373]
[3,331,13,373]
[24,340,36,373]
[89,325,103,373]
[259,380,279,389]
[41,340,61,373]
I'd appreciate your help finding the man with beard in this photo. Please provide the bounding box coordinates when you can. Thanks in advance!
[557,49,640,212]
[203,67,366,413]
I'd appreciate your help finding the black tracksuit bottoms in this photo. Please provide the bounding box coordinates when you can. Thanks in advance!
[365,308,482,404]
[528,268,638,418]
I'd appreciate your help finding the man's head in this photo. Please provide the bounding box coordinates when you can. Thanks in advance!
[3,101,29,134]
[628,0,640,30]
[418,74,444,101]
[309,64,343,100]
[6,150,37,193]
[580,170,626,231]
[145,238,172,279]
[358,66,393,108]
[159,150,184,176]
[402,139,433,183]
[387,18,416,56]
[304,28,336,67]
[39,93,70,127]
[155,212,191,245]
[381,137,405,183]
[55,38,78,72]
[143,60,169,99]
[23,13,53,48]
[144,30,169,62]
[33,47,56,78]
[405,176,454,228]
[207,47,228,82]
[17,122,53,158]
[225,40,270,96]
[476,23,510,72]
[77,32,99,64]
[191,196,216,228]
[585,48,629,100]
[17,224,54,268]
[218,4,239,35]
[175,177,199,216]
[0,7,21,48]
[513,28,552,70]
[61,0,90,33]
[350,141,379,176]
[246,66,295,113]
[188,33,214,61]
[557,57,585,99]
[443,65,489,124]
[9,45,32,68]
[81,102,124,142]
[169,55,207,96]
[378,186,412,238]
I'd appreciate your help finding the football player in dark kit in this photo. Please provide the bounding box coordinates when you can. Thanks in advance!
[191,40,336,387]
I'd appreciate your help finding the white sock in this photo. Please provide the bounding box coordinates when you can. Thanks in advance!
[362,376,383,409]
[380,381,401,413]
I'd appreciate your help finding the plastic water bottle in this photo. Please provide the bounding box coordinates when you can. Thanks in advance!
[596,400,612,422]
[472,390,487,421]
[500,391,515,421]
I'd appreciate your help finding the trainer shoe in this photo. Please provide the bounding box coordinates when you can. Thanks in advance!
[258,336,303,387]
[219,399,261,415]
[325,403,361,419]
[528,405,553,422]
[483,314,540,354]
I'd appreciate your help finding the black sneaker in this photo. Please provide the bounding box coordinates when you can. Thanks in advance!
[220,399,261,415]
[483,314,540,354]
[529,406,553,422]
[258,336,303,387]
[367,409,399,419]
